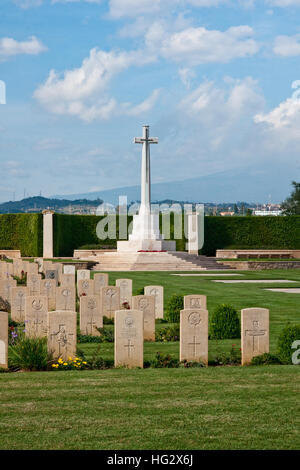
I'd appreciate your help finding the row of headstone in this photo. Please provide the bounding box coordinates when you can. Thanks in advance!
[116,306,270,368]
[0,306,269,369]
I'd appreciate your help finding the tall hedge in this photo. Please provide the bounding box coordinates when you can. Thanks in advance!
[53,213,187,256]
[1,213,299,258]
[202,216,300,256]
[0,214,43,257]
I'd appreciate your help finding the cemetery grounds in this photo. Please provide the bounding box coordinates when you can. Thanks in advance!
[0,268,299,450]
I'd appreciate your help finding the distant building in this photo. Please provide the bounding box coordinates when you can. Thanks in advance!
[220,211,235,216]
[254,210,282,216]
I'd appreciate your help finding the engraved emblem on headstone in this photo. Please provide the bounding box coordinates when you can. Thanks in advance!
[32,299,43,311]
[51,324,74,356]
[139,299,149,309]
[188,311,201,326]
[190,298,201,308]
[88,298,96,310]
[125,316,134,328]
[150,288,159,297]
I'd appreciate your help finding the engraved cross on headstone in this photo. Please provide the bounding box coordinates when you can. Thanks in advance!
[124,339,134,358]
[245,320,266,352]
[188,336,201,357]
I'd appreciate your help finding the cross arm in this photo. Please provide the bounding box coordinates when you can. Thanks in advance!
[133,137,159,144]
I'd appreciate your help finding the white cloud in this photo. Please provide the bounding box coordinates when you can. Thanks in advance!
[147,25,259,65]
[266,0,300,6]
[273,34,300,56]
[254,82,300,130]
[108,0,178,18]
[125,89,161,116]
[0,36,47,61]
[13,0,43,7]
[14,0,101,6]
[34,48,158,121]
[178,68,196,89]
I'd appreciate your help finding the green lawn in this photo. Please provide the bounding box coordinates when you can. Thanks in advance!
[93,268,300,352]
[0,367,299,450]
[1,268,299,450]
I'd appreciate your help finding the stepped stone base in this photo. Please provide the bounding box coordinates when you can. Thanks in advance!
[117,240,176,252]
[74,250,231,271]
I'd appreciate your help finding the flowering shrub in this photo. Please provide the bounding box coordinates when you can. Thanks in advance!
[212,344,241,365]
[150,352,179,368]
[155,325,180,342]
[52,357,88,370]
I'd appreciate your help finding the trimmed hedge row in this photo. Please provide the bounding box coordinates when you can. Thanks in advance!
[0,214,43,257]
[1,214,299,257]
[53,213,187,256]
[202,216,300,256]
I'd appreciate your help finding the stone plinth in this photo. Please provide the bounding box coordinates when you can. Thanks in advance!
[43,210,54,258]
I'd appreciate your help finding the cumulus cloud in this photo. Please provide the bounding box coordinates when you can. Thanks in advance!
[146,25,259,65]
[254,81,300,131]
[273,34,300,56]
[0,36,47,61]
[34,48,158,121]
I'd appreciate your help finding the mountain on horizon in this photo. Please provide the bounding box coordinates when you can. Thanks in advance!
[52,168,294,205]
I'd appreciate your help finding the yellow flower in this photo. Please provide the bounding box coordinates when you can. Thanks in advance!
[68,357,73,361]
[58,358,63,364]
[63,363,68,366]
[83,362,87,365]
[52,364,56,368]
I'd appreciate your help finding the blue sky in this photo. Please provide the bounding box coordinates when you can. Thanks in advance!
[0,0,300,203]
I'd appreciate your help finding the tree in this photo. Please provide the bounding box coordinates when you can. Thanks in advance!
[281,181,300,215]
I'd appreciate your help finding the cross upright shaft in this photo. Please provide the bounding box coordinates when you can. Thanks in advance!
[134,125,158,214]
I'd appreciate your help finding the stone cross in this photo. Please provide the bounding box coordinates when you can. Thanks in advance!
[134,125,158,214]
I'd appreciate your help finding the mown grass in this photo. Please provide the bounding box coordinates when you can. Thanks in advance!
[92,269,300,352]
[0,367,299,450]
[1,269,299,450]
